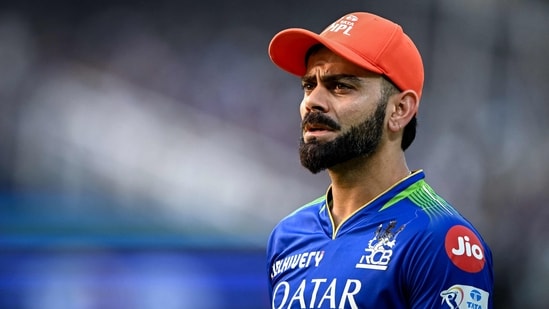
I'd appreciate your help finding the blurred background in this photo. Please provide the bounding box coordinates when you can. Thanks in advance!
[0,0,547,308]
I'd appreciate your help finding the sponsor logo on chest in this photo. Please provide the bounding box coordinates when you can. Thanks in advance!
[270,221,405,308]
[271,250,325,279]
[272,278,361,309]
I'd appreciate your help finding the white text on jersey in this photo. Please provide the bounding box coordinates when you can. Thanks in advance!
[272,278,361,309]
[271,251,325,279]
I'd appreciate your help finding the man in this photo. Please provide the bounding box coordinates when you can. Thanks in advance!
[266,12,494,309]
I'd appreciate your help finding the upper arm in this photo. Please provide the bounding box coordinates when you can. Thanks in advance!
[403,223,494,308]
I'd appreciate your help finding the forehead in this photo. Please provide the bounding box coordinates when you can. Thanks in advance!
[305,47,380,78]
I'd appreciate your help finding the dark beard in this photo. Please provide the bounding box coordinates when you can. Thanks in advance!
[299,101,386,174]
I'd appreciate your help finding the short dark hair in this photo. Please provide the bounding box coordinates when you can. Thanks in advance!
[304,44,324,66]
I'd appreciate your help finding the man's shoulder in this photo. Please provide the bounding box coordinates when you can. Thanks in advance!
[395,180,487,248]
[403,180,462,221]
[280,195,326,223]
[383,178,480,237]
[268,195,327,236]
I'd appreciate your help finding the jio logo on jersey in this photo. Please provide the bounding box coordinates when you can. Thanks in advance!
[444,225,485,273]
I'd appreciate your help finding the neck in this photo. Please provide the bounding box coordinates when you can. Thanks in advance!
[326,148,410,228]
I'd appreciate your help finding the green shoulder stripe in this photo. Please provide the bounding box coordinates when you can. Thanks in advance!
[380,180,458,219]
[380,180,425,211]
[304,195,325,207]
[287,195,326,217]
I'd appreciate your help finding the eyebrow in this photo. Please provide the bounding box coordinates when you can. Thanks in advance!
[301,74,363,84]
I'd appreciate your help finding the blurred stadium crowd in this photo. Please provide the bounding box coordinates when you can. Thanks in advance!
[0,0,548,308]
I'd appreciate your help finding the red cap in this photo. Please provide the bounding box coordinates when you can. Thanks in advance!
[268,12,424,100]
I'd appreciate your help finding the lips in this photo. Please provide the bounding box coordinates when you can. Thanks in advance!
[301,113,341,141]
[302,122,339,142]
[304,123,334,133]
[301,113,340,131]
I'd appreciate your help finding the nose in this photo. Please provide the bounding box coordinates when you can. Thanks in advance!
[300,85,330,115]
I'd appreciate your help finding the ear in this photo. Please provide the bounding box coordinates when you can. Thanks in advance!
[387,90,419,132]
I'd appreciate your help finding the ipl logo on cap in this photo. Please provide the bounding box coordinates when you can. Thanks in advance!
[345,14,358,22]
[322,14,358,36]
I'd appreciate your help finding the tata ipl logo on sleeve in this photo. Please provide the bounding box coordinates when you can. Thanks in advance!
[444,225,486,273]
[321,14,358,36]
[355,221,405,270]
[440,284,489,309]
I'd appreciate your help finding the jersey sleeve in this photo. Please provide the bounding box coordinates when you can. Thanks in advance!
[404,220,494,309]
[266,223,282,300]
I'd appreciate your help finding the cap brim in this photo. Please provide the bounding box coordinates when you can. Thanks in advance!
[268,28,383,77]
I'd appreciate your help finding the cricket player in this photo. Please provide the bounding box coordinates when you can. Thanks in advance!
[266,12,494,308]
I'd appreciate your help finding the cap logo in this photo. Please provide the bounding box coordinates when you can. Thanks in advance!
[322,15,358,36]
[345,15,358,22]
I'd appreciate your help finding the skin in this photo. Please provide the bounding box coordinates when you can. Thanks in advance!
[300,47,420,228]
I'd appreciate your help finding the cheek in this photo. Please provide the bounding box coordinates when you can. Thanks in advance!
[341,106,366,124]
[339,104,381,129]
[299,99,307,118]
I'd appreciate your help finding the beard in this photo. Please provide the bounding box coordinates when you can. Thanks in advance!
[299,101,387,174]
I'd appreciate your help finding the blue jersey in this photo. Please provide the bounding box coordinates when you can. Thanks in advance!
[267,170,493,309]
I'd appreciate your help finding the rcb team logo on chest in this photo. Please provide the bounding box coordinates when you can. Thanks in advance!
[355,221,405,270]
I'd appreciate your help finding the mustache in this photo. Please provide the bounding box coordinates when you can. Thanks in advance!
[301,112,341,131]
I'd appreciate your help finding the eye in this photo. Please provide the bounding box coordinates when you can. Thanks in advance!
[332,82,353,93]
[335,83,351,90]
[301,81,315,92]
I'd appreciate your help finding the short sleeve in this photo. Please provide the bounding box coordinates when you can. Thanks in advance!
[404,221,493,308]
